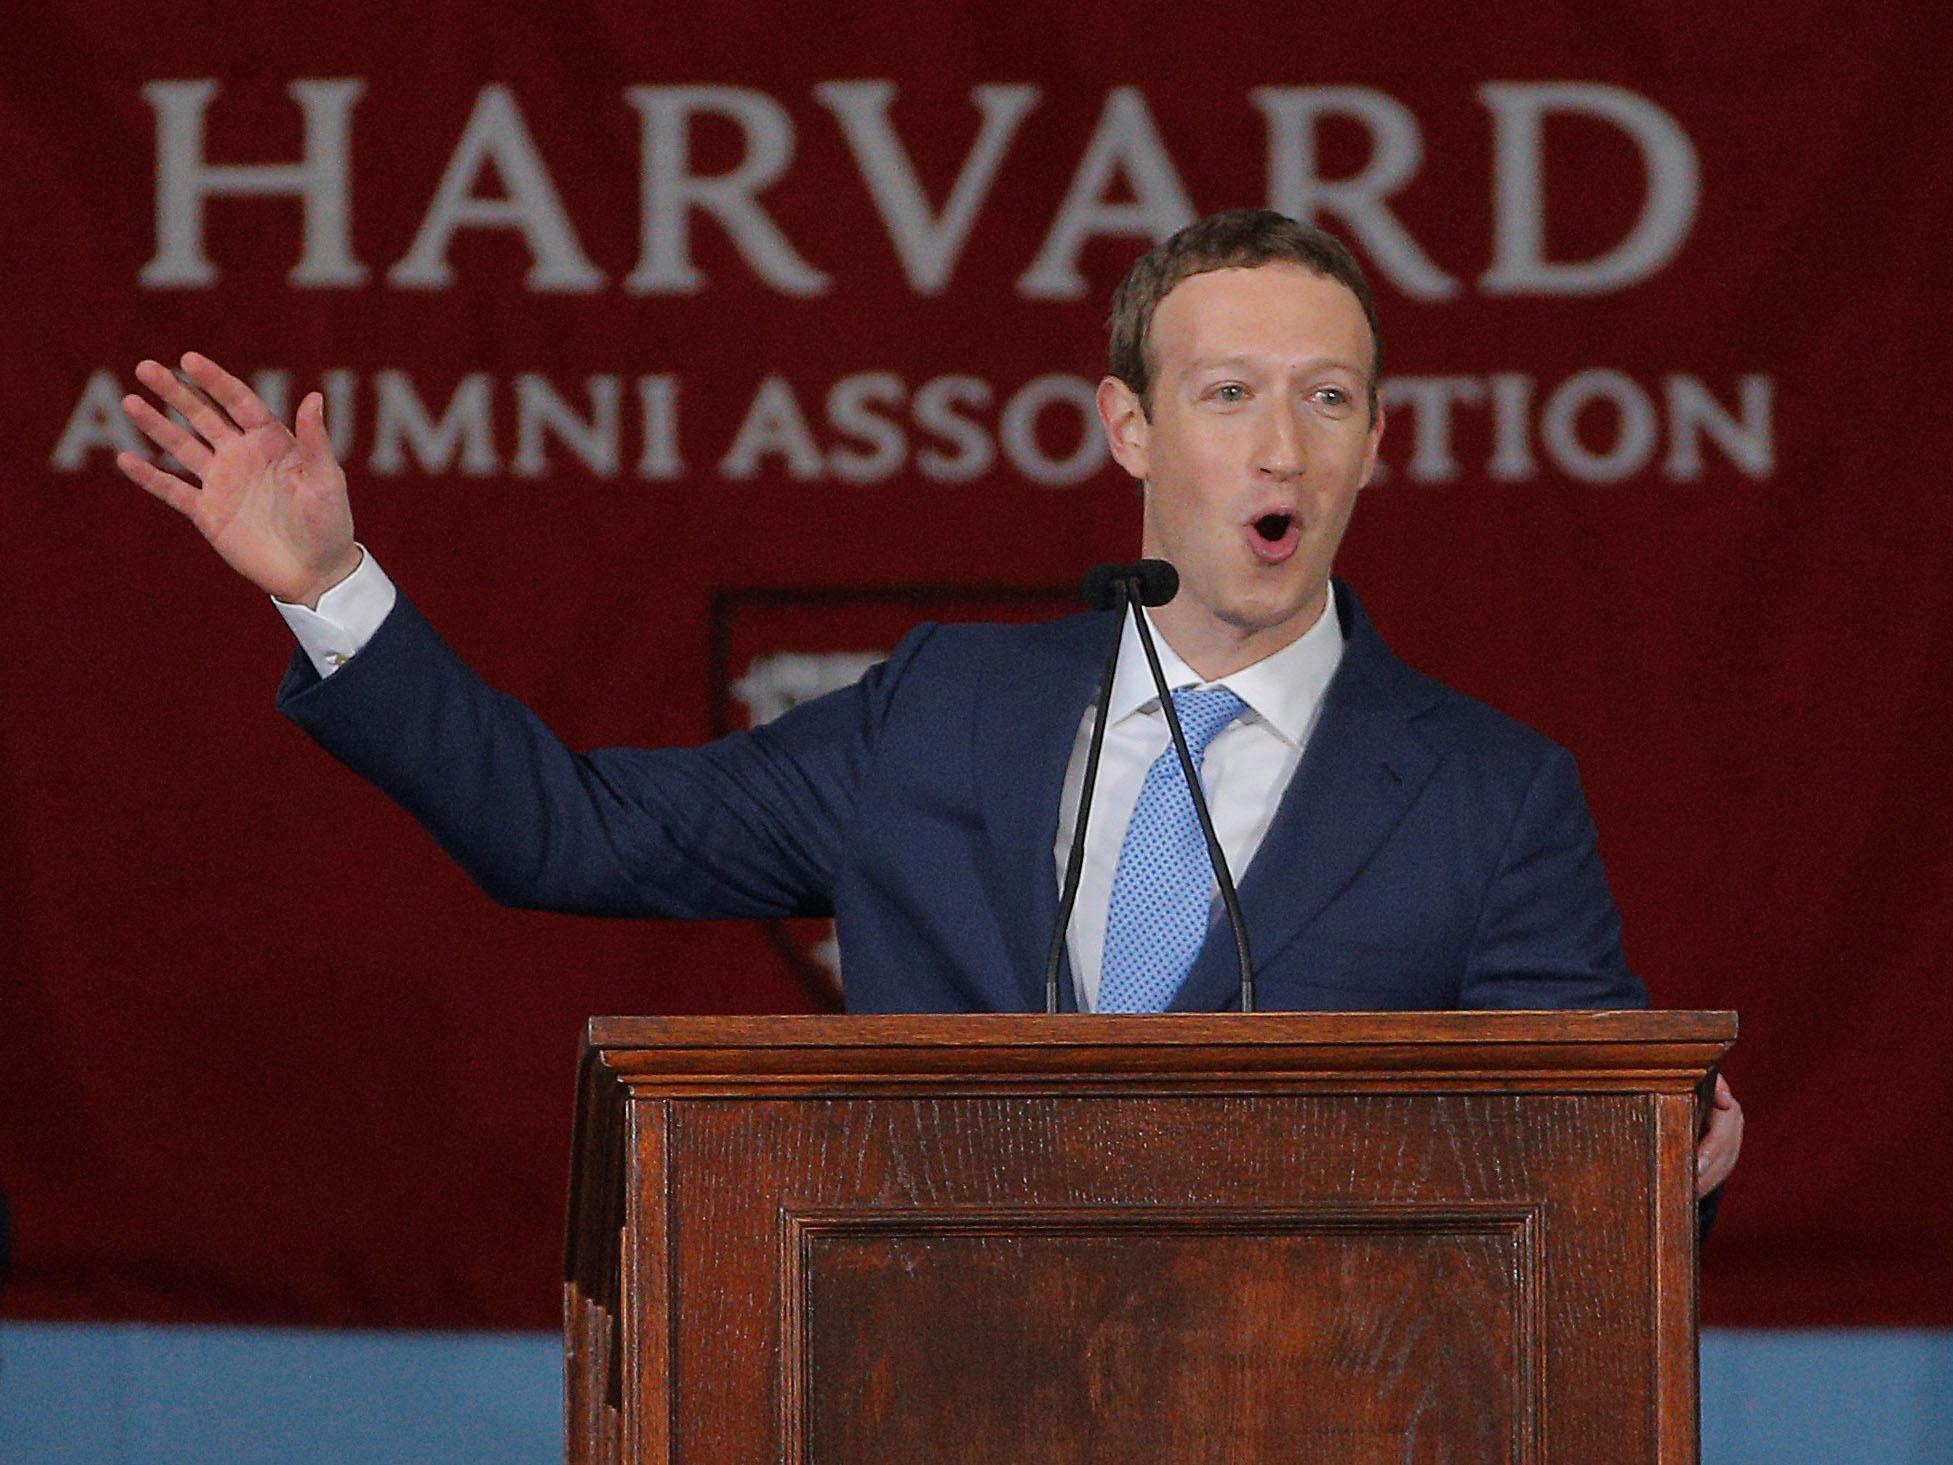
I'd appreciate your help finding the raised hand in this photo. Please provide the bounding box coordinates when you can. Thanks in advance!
[117,353,361,609]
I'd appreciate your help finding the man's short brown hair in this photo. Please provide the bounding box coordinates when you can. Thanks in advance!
[1107,209,1383,419]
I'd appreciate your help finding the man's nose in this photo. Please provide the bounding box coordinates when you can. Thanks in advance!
[1256,404,1308,478]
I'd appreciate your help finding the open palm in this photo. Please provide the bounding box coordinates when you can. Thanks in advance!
[117,353,361,607]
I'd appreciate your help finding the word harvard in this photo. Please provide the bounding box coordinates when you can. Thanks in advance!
[140,79,1699,302]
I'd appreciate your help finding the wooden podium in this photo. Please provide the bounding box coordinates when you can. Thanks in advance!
[565,1011,1733,1463]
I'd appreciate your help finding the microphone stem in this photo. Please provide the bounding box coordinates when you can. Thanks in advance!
[1044,584,1129,1011]
[1127,599,1257,1012]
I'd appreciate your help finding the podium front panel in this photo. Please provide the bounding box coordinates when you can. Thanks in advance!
[663,1091,1651,1463]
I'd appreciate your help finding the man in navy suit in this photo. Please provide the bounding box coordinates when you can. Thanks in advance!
[114,211,1741,1195]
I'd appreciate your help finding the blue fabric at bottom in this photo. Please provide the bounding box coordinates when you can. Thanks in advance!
[1,1322,1948,1463]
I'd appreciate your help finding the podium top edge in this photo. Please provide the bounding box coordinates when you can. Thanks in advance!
[583,1009,1737,1061]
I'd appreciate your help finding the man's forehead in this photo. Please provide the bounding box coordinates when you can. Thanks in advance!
[1151,263,1373,368]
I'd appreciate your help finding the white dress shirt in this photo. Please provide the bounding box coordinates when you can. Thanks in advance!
[1051,601,1344,1011]
[274,547,398,677]
[277,556,1345,1012]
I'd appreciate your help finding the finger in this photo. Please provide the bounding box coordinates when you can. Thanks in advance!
[115,451,200,517]
[180,351,276,432]
[1698,1144,1736,1195]
[294,391,337,479]
[1715,1074,1736,1109]
[134,357,237,447]
[121,394,213,476]
[1694,1102,1742,1194]
[1695,1134,1725,1193]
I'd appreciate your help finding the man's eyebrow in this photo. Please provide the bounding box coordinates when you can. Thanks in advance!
[1181,354,1370,376]
[1182,354,1258,372]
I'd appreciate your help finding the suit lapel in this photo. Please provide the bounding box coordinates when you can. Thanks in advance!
[1169,582,1441,1013]
[974,612,1114,1012]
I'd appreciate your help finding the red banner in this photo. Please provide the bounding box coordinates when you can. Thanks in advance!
[2,3,1949,1329]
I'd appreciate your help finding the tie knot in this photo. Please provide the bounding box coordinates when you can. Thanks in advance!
[1168,686,1247,755]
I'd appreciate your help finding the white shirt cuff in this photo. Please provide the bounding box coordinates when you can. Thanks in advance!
[272,547,398,679]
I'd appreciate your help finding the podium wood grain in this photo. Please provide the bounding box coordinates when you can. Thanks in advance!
[566,1012,1732,1464]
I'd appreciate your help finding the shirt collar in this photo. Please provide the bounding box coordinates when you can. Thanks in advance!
[1106,593,1345,748]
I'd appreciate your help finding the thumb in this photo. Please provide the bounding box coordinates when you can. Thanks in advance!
[295,391,338,479]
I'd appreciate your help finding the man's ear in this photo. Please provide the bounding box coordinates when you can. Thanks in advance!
[1096,376,1150,483]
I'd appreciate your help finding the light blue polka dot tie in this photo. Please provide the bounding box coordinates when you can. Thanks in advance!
[1098,686,1248,1013]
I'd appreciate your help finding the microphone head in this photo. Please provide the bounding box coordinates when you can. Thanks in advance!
[1079,562,1127,611]
[1129,558,1179,607]
[1081,559,1180,611]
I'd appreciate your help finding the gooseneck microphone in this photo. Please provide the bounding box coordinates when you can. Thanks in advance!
[1042,566,1139,1011]
[1044,560,1257,1013]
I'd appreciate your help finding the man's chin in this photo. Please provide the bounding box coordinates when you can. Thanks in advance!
[1214,581,1330,639]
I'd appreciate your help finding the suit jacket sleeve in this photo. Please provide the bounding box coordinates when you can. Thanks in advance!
[275,593,936,920]
[1455,738,1717,1234]
[1458,741,1648,1010]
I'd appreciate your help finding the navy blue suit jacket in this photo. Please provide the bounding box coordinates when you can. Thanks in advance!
[277,580,1646,1014]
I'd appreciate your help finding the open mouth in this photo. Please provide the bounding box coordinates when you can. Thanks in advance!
[1253,512,1293,542]
[1244,511,1300,564]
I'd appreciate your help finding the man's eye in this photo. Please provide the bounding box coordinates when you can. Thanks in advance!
[1316,387,1349,406]
[1213,383,1247,403]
